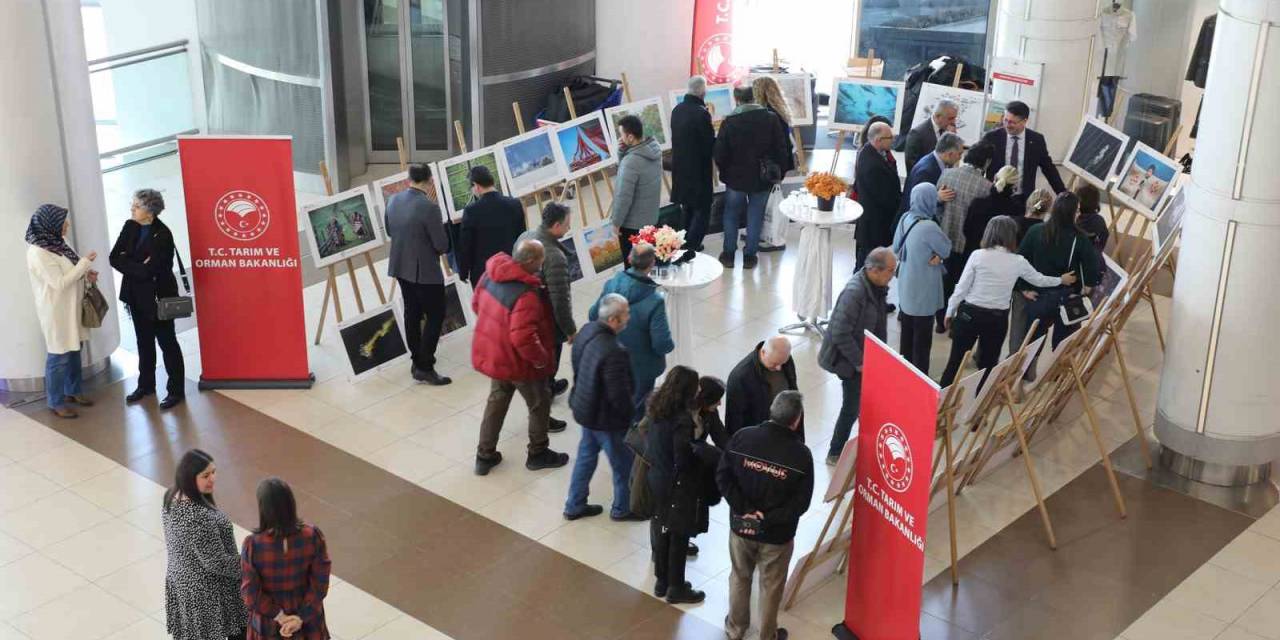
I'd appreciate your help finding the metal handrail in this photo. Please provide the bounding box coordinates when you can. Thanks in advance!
[88,39,188,70]
[99,128,198,160]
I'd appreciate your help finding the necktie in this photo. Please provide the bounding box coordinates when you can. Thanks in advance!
[1010,136,1021,193]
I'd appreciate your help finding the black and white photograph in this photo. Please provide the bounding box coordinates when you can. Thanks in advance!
[1152,187,1187,258]
[441,280,471,337]
[1063,118,1130,190]
[560,236,585,283]
[337,305,409,380]
[1089,252,1130,314]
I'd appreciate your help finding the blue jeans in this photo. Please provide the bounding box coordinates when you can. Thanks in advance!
[827,373,862,459]
[45,350,83,410]
[722,188,770,257]
[564,428,634,518]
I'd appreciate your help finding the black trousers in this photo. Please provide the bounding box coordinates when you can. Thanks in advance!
[651,519,689,588]
[133,314,184,397]
[547,338,565,390]
[898,312,934,376]
[940,302,1009,387]
[618,227,639,268]
[398,279,445,370]
[682,202,711,252]
[938,251,967,327]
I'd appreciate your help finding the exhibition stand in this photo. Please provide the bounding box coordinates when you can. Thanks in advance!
[649,253,724,368]
[313,159,389,345]
[777,194,861,336]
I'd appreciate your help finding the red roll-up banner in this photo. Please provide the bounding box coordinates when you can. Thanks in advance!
[177,136,312,389]
[836,333,938,640]
[690,0,745,84]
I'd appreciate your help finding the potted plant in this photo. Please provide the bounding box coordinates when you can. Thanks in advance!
[804,172,849,212]
[629,225,687,265]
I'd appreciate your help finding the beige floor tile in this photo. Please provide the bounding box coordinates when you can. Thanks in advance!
[1210,531,1280,585]
[360,614,452,640]
[478,490,571,540]
[0,490,114,549]
[259,395,350,434]
[1233,588,1280,640]
[310,416,403,457]
[323,582,402,640]
[94,552,167,616]
[100,617,169,640]
[1122,599,1230,640]
[313,373,411,414]
[600,546,713,597]
[68,466,166,516]
[0,420,70,463]
[539,518,644,570]
[0,553,88,619]
[41,519,163,581]
[787,573,847,628]
[361,439,454,483]
[415,463,521,511]
[354,389,458,438]
[1166,563,1273,623]
[0,622,27,640]
[1216,626,1272,640]
[1252,506,1280,542]
[0,465,61,514]
[214,387,304,412]
[0,532,33,569]
[120,503,164,539]
[19,442,116,488]
[11,582,143,640]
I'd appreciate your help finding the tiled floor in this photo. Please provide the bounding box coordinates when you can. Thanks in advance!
[5,150,1276,639]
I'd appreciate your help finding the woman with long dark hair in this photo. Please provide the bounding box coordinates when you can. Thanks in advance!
[240,478,332,639]
[1018,192,1101,355]
[163,449,247,640]
[644,365,706,604]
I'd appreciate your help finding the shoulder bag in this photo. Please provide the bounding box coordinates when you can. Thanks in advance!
[81,282,109,328]
[1058,237,1093,326]
[157,251,194,321]
[894,218,924,277]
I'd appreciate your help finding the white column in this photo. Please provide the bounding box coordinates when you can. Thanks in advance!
[0,0,120,388]
[1155,0,1280,475]
[994,0,1100,158]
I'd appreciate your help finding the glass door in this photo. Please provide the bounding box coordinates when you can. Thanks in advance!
[362,0,450,162]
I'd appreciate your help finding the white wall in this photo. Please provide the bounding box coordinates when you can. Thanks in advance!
[596,0,696,102]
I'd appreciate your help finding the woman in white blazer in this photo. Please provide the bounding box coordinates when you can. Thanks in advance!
[25,204,99,419]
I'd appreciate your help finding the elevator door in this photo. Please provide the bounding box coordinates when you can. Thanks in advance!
[362,0,451,162]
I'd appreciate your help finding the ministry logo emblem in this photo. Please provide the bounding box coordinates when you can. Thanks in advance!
[875,422,913,493]
[214,190,271,241]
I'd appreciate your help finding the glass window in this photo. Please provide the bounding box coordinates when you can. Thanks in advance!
[855,0,993,80]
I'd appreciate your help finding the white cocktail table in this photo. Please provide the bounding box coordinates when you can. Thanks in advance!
[778,195,863,336]
[650,252,724,367]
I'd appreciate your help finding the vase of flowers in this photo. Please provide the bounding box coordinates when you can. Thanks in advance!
[804,171,849,212]
[629,224,687,265]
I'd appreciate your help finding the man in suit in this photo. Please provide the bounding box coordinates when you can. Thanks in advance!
[853,121,901,268]
[456,165,526,289]
[385,163,452,386]
[670,76,717,253]
[900,132,962,215]
[980,100,1066,210]
[903,98,958,172]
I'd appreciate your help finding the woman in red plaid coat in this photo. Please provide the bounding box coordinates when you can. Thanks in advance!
[240,478,332,639]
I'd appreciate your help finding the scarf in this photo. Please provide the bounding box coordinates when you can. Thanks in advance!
[25,204,80,264]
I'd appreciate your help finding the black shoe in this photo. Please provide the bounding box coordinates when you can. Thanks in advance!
[774,629,789,640]
[526,449,569,470]
[666,584,706,604]
[413,367,452,386]
[159,395,184,410]
[686,542,699,557]
[551,378,569,396]
[742,255,758,269]
[674,250,697,264]
[887,303,897,313]
[758,243,785,253]
[564,504,604,520]
[610,512,647,522]
[935,320,947,334]
[475,452,503,476]
[653,581,668,598]
[548,417,567,433]
[125,388,154,404]
[718,252,735,268]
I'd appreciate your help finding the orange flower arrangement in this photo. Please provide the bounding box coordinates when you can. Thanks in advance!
[804,172,848,200]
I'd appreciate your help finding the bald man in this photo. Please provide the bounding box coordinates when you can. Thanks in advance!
[725,335,803,440]
[854,120,902,267]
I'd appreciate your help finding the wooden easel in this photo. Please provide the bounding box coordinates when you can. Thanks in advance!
[510,100,554,228]
[769,48,808,171]
[313,161,388,344]
[618,72,674,197]
[561,86,610,226]
[830,49,879,172]
[934,350,974,583]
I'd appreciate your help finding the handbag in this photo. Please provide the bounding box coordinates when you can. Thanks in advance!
[81,282,109,328]
[1058,237,1093,326]
[759,157,783,185]
[157,250,194,321]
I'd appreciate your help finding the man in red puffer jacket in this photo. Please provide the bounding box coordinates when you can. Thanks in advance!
[472,239,570,476]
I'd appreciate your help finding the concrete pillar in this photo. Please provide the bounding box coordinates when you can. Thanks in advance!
[993,0,1100,158]
[0,0,120,389]
[1155,0,1280,483]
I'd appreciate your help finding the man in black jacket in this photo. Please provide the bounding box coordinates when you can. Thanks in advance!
[456,165,526,289]
[818,248,895,465]
[725,336,801,440]
[671,76,717,253]
[980,100,1066,210]
[717,391,813,640]
[903,98,958,173]
[564,293,643,521]
[854,121,901,267]
[713,86,788,270]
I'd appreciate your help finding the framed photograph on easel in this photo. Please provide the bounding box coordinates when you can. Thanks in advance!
[1112,141,1179,218]
[337,304,410,381]
[605,97,673,151]
[828,77,905,132]
[1062,118,1130,190]
[300,186,385,269]
[744,72,814,126]
[1151,187,1186,259]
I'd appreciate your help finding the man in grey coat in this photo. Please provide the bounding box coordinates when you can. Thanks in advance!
[384,163,452,385]
[818,247,896,465]
[610,114,662,267]
[516,203,576,429]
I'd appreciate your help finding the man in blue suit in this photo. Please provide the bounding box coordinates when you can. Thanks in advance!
[979,100,1066,210]
[900,132,963,215]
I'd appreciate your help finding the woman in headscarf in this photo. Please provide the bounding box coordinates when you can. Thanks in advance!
[751,76,797,175]
[891,183,952,375]
[25,204,99,419]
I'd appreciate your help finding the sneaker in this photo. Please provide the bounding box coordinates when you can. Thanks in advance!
[564,504,604,521]
[686,542,699,557]
[526,449,569,470]
[413,367,452,386]
[718,252,735,268]
[548,417,567,433]
[742,255,758,269]
[475,452,503,476]
[666,584,706,604]
[551,378,569,396]
[653,580,668,598]
[610,512,647,522]
[826,454,839,466]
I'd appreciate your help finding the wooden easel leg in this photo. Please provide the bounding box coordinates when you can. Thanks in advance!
[1003,390,1058,549]
[1069,364,1128,518]
[1145,289,1167,351]
[344,258,366,314]
[314,277,333,345]
[363,252,386,304]
[792,128,806,172]
[830,131,847,174]
[783,492,846,610]
[588,174,608,223]
[1111,330,1153,469]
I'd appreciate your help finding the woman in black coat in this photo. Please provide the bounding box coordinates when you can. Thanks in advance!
[110,188,185,409]
[645,365,706,605]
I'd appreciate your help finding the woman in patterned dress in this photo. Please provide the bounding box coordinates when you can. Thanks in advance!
[240,477,331,639]
[163,449,247,640]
